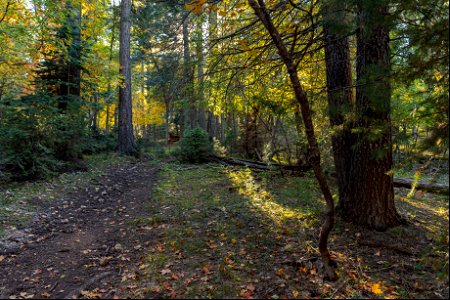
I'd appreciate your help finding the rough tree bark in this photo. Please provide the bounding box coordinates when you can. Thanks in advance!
[206,8,218,138]
[183,13,195,130]
[118,0,135,155]
[248,0,338,281]
[322,0,354,218]
[337,0,402,230]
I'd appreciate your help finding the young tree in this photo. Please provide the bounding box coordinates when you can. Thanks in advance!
[118,0,135,155]
[37,0,84,162]
[247,0,338,281]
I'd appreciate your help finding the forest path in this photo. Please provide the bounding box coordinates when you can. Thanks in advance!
[0,159,163,299]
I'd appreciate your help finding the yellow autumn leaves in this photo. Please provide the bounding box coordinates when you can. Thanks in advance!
[184,0,209,14]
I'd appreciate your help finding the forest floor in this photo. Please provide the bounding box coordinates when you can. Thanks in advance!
[0,155,448,299]
[0,155,163,299]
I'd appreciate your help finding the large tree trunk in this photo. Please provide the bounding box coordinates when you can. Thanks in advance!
[118,0,135,155]
[337,0,401,230]
[248,0,337,281]
[322,0,354,218]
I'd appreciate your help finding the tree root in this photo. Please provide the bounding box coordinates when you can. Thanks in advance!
[64,271,112,298]
[357,239,414,255]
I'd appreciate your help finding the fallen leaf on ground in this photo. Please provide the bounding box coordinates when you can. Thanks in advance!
[371,283,384,295]
[276,268,285,276]
[160,269,171,275]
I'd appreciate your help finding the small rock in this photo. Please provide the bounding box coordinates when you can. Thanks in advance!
[114,243,123,252]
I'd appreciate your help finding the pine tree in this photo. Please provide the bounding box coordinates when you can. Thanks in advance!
[118,0,135,155]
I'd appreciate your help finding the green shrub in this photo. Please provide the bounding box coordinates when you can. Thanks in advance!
[80,131,117,154]
[177,127,213,163]
[0,93,84,181]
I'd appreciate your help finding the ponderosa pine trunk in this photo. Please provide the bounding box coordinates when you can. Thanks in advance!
[322,0,354,219]
[337,0,401,230]
[118,0,135,155]
[248,0,337,281]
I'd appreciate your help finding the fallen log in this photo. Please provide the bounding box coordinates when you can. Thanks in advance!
[393,178,449,195]
[211,156,449,194]
[209,156,311,172]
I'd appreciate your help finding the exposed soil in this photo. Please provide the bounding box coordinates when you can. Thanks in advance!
[0,159,162,299]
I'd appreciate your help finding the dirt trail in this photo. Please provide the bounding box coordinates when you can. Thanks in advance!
[0,159,162,299]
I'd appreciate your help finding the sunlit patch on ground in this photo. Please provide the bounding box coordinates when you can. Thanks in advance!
[227,168,318,227]
[127,163,449,299]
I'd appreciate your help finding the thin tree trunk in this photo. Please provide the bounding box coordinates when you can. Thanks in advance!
[118,0,135,155]
[165,95,171,145]
[106,3,117,134]
[206,8,218,138]
[105,104,110,133]
[248,0,337,281]
[0,78,5,121]
[183,13,195,129]
[196,16,206,130]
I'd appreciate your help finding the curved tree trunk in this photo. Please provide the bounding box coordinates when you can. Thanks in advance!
[248,0,337,281]
[118,0,135,155]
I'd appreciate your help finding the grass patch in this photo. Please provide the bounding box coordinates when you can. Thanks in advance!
[129,162,448,299]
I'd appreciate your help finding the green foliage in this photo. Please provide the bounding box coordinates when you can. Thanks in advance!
[176,128,213,163]
[391,0,449,155]
[0,94,59,180]
[80,132,117,155]
[0,93,85,181]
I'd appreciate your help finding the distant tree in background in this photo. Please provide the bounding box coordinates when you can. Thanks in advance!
[118,0,135,155]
